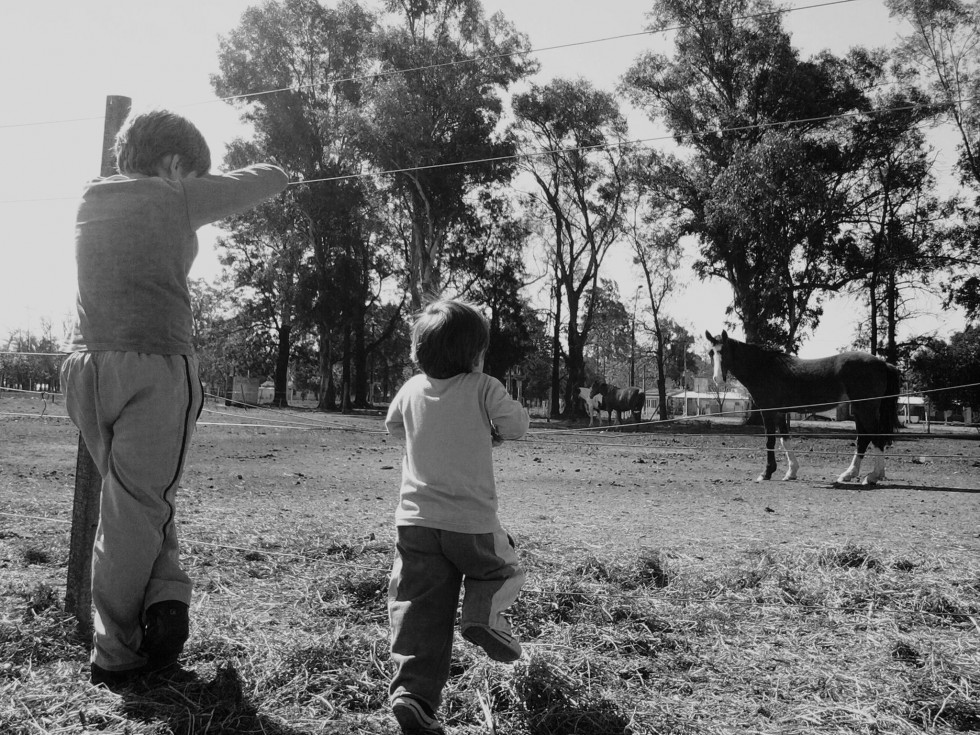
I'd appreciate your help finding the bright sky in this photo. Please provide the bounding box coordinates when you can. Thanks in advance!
[0,0,965,357]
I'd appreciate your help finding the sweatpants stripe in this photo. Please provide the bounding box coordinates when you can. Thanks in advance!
[160,356,197,540]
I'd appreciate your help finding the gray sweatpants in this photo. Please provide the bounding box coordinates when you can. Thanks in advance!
[61,351,202,672]
[388,525,525,709]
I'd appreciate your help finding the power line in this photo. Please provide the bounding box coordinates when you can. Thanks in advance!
[5,381,980,421]
[2,407,975,460]
[0,0,865,132]
[289,96,975,185]
[0,351,65,356]
[201,0,869,107]
[2,94,971,206]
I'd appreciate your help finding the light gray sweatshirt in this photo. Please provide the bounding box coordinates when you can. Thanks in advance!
[385,371,529,534]
[69,164,288,354]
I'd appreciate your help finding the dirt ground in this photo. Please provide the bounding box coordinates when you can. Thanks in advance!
[3,394,979,567]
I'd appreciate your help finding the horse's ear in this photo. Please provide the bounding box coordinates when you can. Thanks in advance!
[721,329,729,342]
[705,330,714,342]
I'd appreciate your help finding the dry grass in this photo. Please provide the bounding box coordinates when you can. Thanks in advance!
[2,524,979,735]
[2,400,978,733]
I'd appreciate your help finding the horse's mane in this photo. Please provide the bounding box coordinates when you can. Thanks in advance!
[729,337,799,371]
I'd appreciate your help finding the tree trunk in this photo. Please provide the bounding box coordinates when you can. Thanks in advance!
[341,323,353,414]
[272,323,291,408]
[318,330,335,411]
[655,336,668,420]
[885,270,898,363]
[563,292,586,419]
[352,301,369,408]
[549,281,562,420]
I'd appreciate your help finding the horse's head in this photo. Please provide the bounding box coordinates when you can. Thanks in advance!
[589,380,608,398]
[705,330,730,383]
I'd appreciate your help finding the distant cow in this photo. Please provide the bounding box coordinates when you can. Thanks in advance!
[576,386,604,426]
[590,380,645,424]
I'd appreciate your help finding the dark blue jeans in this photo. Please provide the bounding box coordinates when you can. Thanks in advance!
[388,525,524,709]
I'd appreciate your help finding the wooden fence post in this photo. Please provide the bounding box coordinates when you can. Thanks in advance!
[65,95,131,638]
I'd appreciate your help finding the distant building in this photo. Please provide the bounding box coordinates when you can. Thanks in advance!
[898,395,926,424]
[225,376,261,406]
[663,388,751,417]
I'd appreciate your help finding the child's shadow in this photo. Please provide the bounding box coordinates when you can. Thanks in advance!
[119,661,308,735]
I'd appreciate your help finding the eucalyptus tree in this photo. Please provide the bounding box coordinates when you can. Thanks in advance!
[887,0,980,185]
[358,0,536,310]
[624,185,683,420]
[216,141,309,407]
[212,0,383,412]
[188,277,279,397]
[886,0,980,322]
[443,191,539,382]
[622,0,873,350]
[843,72,946,362]
[585,280,635,385]
[511,77,632,417]
[0,325,61,393]
[910,325,980,412]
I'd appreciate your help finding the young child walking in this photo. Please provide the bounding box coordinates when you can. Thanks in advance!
[385,299,530,735]
[60,109,288,687]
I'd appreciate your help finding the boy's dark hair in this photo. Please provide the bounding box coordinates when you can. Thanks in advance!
[411,299,490,379]
[114,109,211,177]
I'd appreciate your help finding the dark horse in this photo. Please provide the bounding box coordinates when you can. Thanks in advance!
[705,330,901,485]
[590,380,645,424]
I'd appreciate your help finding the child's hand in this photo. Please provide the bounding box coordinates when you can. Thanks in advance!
[491,423,503,447]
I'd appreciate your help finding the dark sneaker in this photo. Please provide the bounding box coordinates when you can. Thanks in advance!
[392,694,446,735]
[141,600,189,668]
[461,625,522,663]
[90,662,145,689]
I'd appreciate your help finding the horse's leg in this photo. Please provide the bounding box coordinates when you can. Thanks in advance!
[863,447,886,485]
[758,411,778,482]
[776,413,799,480]
[862,406,888,485]
[837,437,865,483]
[837,415,871,484]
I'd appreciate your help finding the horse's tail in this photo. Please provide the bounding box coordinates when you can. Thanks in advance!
[878,363,901,447]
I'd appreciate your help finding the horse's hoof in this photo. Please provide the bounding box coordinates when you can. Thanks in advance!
[783,474,798,481]
[756,474,771,482]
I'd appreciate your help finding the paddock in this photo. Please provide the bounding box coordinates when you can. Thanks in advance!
[2,395,978,734]
[4,393,978,557]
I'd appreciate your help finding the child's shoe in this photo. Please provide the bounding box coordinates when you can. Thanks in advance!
[141,600,189,669]
[461,624,522,662]
[90,662,145,689]
[392,694,446,735]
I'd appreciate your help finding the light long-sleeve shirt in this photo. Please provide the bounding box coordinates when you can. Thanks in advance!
[385,371,529,534]
[69,164,289,355]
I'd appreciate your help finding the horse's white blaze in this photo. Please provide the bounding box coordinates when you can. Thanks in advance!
[780,437,800,480]
[710,345,724,384]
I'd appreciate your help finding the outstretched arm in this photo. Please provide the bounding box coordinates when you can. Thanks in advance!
[184,164,290,229]
[485,379,529,441]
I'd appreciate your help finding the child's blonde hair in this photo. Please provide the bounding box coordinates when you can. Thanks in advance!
[411,299,490,379]
[114,109,211,177]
